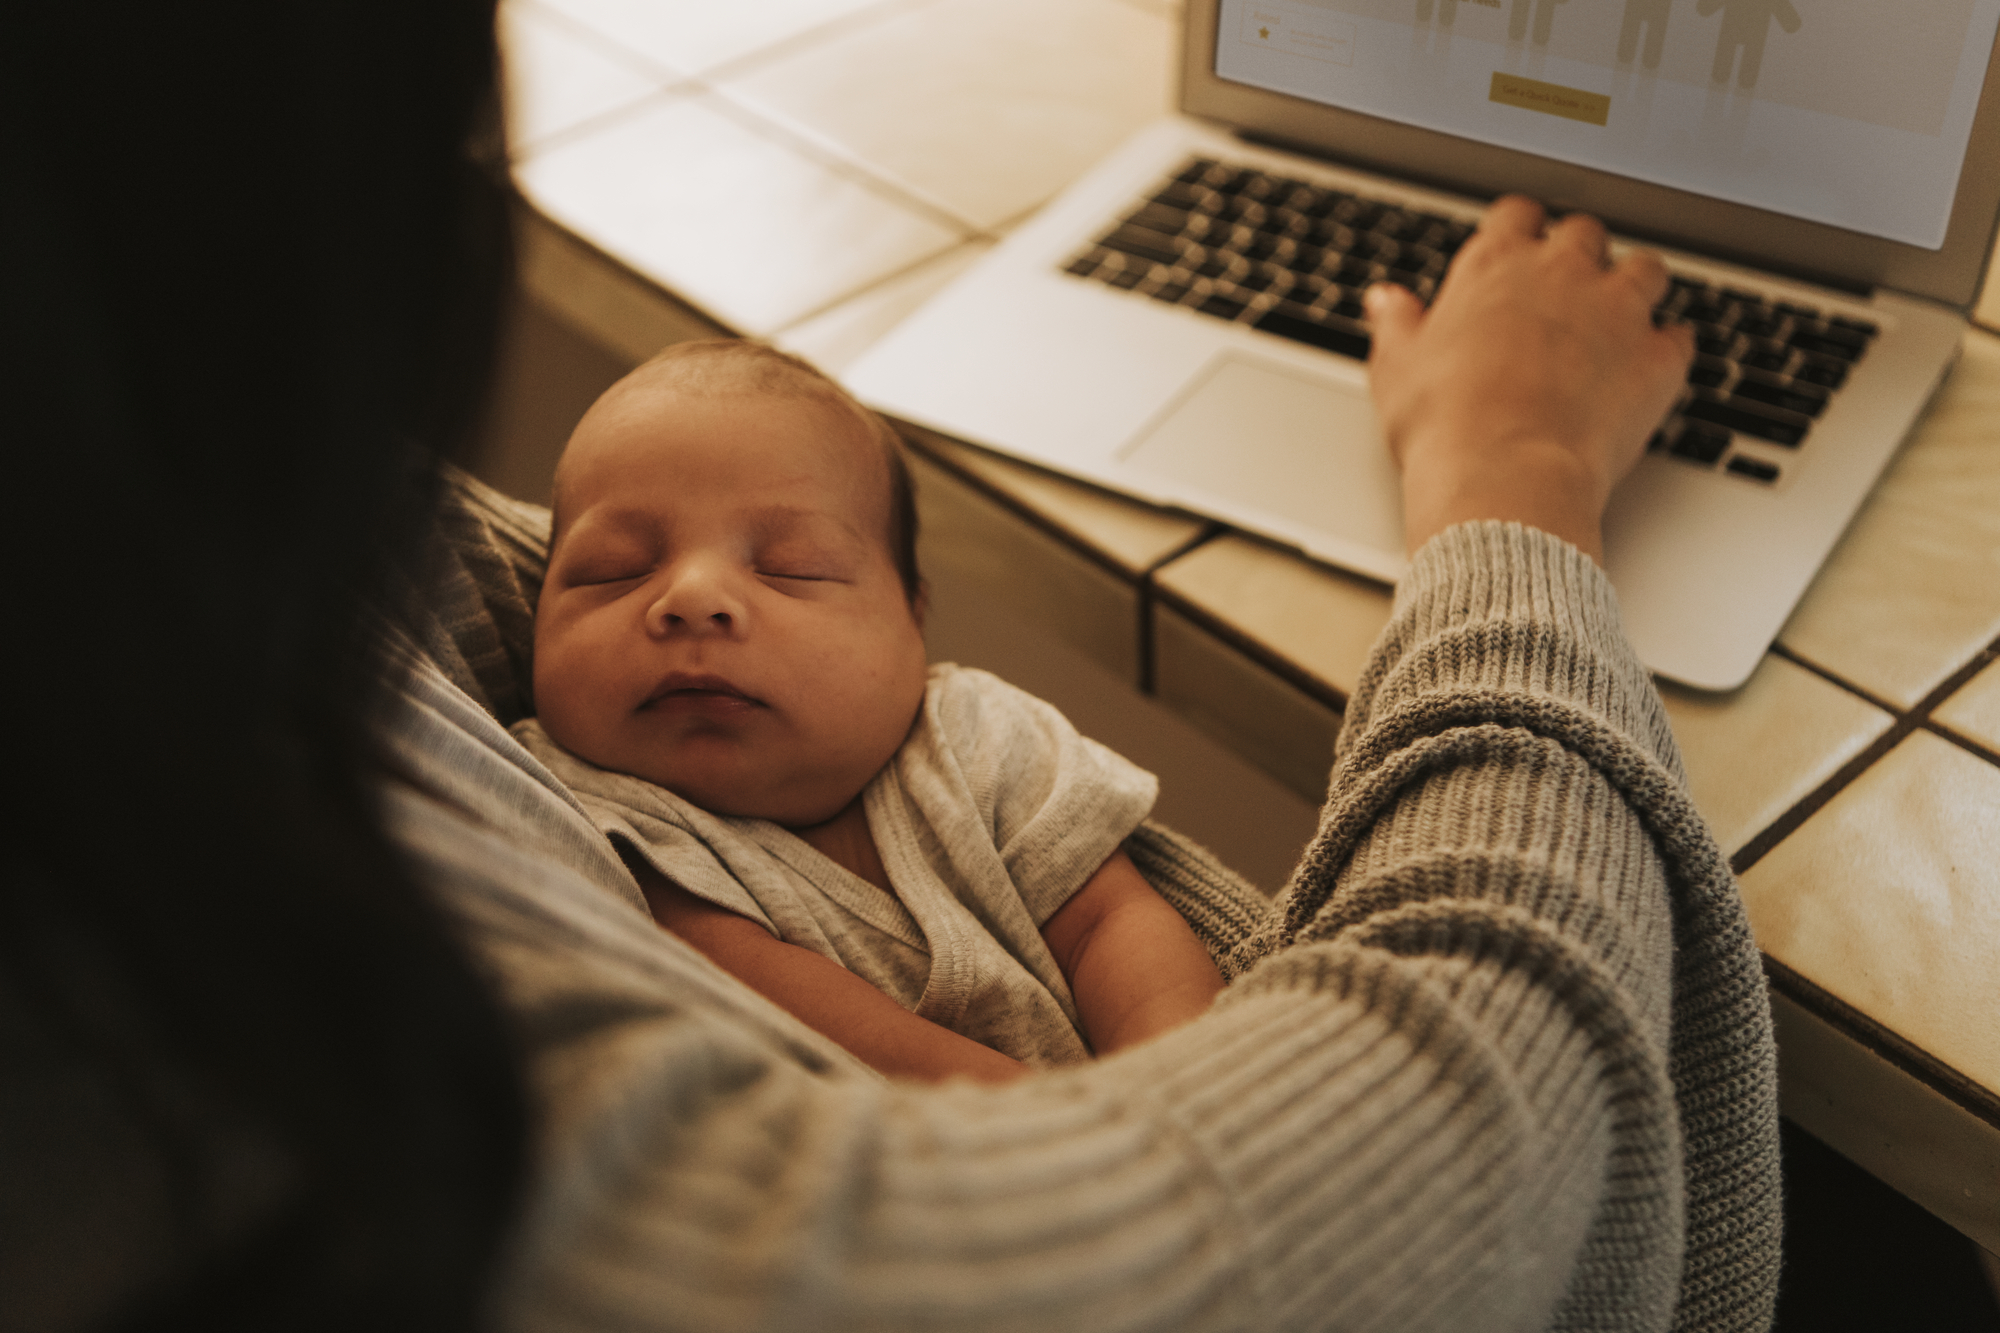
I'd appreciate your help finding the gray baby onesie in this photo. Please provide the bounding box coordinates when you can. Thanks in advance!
[511,664,1158,1067]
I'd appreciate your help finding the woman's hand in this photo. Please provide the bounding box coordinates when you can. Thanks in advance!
[1366,195,1696,562]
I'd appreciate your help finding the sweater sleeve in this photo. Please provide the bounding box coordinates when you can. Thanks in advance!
[398,522,1777,1333]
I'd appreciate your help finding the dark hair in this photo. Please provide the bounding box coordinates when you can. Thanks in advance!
[556,339,924,604]
[1,3,524,1328]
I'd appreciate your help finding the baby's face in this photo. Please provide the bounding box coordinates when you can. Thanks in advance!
[534,388,928,827]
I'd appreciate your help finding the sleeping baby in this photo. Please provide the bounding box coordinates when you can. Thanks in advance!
[513,339,1226,1083]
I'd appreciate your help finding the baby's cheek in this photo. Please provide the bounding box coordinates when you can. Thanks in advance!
[532,630,615,748]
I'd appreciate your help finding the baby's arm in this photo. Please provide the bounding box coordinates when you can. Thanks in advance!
[628,858,1027,1085]
[1041,850,1226,1057]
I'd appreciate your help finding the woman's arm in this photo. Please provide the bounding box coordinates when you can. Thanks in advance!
[1040,850,1225,1055]
[632,857,1026,1084]
[402,193,1775,1332]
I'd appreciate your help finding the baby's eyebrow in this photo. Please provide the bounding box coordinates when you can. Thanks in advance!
[563,505,656,543]
[744,503,867,547]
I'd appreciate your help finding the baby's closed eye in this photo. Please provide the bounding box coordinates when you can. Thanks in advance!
[563,557,653,588]
[552,538,656,590]
[754,540,855,586]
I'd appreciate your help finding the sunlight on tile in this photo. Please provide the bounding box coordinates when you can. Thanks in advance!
[776,240,992,375]
[1742,731,2000,1098]
[1932,658,2000,754]
[531,0,900,76]
[1778,331,2000,708]
[717,0,1176,230]
[515,94,965,335]
[1657,655,1891,857]
[500,1,672,152]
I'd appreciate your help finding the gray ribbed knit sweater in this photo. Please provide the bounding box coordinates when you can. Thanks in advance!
[377,474,1779,1333]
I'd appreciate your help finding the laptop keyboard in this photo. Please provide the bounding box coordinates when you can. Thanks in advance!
[1061,156,1879,487]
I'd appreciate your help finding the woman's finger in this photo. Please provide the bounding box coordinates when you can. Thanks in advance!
[1547,211,1613,269]
[1364,282,1425,362]
[1478,194,1548,239]
[1615,247,1674,308]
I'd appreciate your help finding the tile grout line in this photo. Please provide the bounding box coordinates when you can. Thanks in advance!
[1920,717,2000,769]
[691,0,942,86]
[1728,722,1913,876]
[768,239,989,345]
[510,0,685,82]
[510,1,984,240]
[1730,636,2000,875]
[1766,642,1904,716]
[691,86,985,239]
[509,81,703,163]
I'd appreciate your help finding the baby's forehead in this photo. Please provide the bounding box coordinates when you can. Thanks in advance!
[554,382,892,534]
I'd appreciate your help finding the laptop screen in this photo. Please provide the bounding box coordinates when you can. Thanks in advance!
[1216,0,2000,251]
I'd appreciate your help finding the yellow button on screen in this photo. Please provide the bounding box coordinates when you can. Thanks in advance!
[1488,72,1609,127]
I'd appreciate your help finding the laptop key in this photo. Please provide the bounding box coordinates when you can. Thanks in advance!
[1668,420,1732,464]
[1733,375,1828,417]
[1254,307,1372,360]
[1794,356,1849,389]
[1688,356,1730,389]
[1126,202,1193,234]
[1199,293,1250,320]
[1304,191,1351,219]
[1308,219,1352,249]
[1726,456,1782,483]
[1151,281,1192,305]
[1695,331,1739,358]
[1328,258,1376,286]
[1340,200,1387,230]
[1789,326,1869,360]
[1290,273,1331,303]
[1386,246,1429,274]
[1267,299,1325,325]
[1100,224,1185,267]
[1683,393,1809,446]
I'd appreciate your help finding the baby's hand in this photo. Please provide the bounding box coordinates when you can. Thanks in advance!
[1366,196,1695,561]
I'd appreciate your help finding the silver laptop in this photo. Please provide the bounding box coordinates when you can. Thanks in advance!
[846,0,2000,691]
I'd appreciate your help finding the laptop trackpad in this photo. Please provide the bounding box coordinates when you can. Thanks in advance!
[1117,354,1404,566]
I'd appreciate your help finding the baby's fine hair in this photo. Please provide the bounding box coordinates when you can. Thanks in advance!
[583,339,922,605]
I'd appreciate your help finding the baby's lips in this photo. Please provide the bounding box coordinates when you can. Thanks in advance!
[641,670,764,709]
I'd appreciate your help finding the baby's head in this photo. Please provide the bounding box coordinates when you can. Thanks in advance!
[533,340,927,827]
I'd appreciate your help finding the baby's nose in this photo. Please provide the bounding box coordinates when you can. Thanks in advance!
[647,564,745,635]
